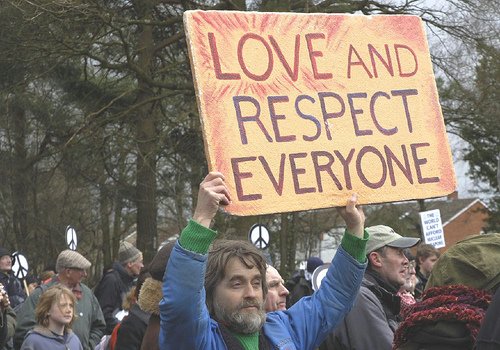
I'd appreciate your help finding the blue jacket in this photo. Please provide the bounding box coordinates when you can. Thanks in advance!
[20,326,83,350]
[159,234,366,349]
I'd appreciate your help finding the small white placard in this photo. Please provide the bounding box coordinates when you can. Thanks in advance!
[419,209,445,248]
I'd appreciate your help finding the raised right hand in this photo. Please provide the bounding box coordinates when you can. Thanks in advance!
[193,172,231,228]
[337,194,365,238]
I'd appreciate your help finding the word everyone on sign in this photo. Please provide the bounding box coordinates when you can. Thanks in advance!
[184,11,456,215]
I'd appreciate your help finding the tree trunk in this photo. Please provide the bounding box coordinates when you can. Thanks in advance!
[8,93,30,250]
[279,212,297,279]
[134,0,158,262]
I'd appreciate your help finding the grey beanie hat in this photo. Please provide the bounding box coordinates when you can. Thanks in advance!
[118,241,142,264]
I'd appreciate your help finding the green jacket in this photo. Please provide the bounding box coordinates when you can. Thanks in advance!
[1,306,16,349]
[14,278,105,350]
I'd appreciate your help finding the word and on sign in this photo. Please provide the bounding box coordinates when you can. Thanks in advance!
[184,11,457,215]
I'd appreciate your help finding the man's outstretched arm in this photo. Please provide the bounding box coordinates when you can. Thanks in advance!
[159,172,230,350]
[267,194,368,349]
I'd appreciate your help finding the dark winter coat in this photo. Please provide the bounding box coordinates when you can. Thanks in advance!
[114,303,150,350]
[328,269,402,350]
[94,262,135,334]
[414,268,427,300]
[475,287,500,350]
[0,306,16,349]
[0,272,26,309]
[286,273,313,308]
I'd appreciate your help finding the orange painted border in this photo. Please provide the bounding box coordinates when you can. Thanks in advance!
[184,10,456,216]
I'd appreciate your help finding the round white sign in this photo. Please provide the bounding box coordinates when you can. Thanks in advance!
[311,263,331,291]
[66,226,78,250]
[248,224,270,249]
[11,252,29,279]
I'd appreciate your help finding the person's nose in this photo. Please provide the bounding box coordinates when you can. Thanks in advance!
[280,284,289,296]
[244,283,258,298]
[403,256,409,266]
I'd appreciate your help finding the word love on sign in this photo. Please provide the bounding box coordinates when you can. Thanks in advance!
[184,10,456,216]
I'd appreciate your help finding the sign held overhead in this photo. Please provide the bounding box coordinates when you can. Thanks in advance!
[184,10,456,215]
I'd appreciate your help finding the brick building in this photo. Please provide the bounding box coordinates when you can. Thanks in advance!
[366,193,491,253]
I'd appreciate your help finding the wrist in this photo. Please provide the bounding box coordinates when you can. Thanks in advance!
[347,224,364,238]
[193,213,213,228]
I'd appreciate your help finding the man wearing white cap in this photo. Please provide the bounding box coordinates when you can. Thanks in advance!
[328,225,420,350]
[14,250,106,350]
[94,241,144,334]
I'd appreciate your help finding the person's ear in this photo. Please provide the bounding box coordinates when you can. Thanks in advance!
[368,252,383,268]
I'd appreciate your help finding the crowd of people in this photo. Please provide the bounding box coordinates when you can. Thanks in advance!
[1,171,499,349]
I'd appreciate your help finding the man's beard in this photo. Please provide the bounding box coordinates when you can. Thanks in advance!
[214,298,266,334]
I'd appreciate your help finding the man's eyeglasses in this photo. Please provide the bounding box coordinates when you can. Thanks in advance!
[406,261,416,270]
[67,267,86,273]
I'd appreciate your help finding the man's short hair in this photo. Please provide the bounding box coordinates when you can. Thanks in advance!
[416,243,440,264]
[205,240,268,316]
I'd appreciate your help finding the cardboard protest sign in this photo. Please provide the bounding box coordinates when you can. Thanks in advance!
[184,10,456,215]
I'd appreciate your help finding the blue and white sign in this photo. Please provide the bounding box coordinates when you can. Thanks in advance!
[419,209,445,249]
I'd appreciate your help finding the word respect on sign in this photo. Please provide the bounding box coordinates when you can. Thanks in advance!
[184,11,456,215]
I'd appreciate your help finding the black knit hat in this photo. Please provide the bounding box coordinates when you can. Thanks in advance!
[149,241,176,281]
[0,247,10,258]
